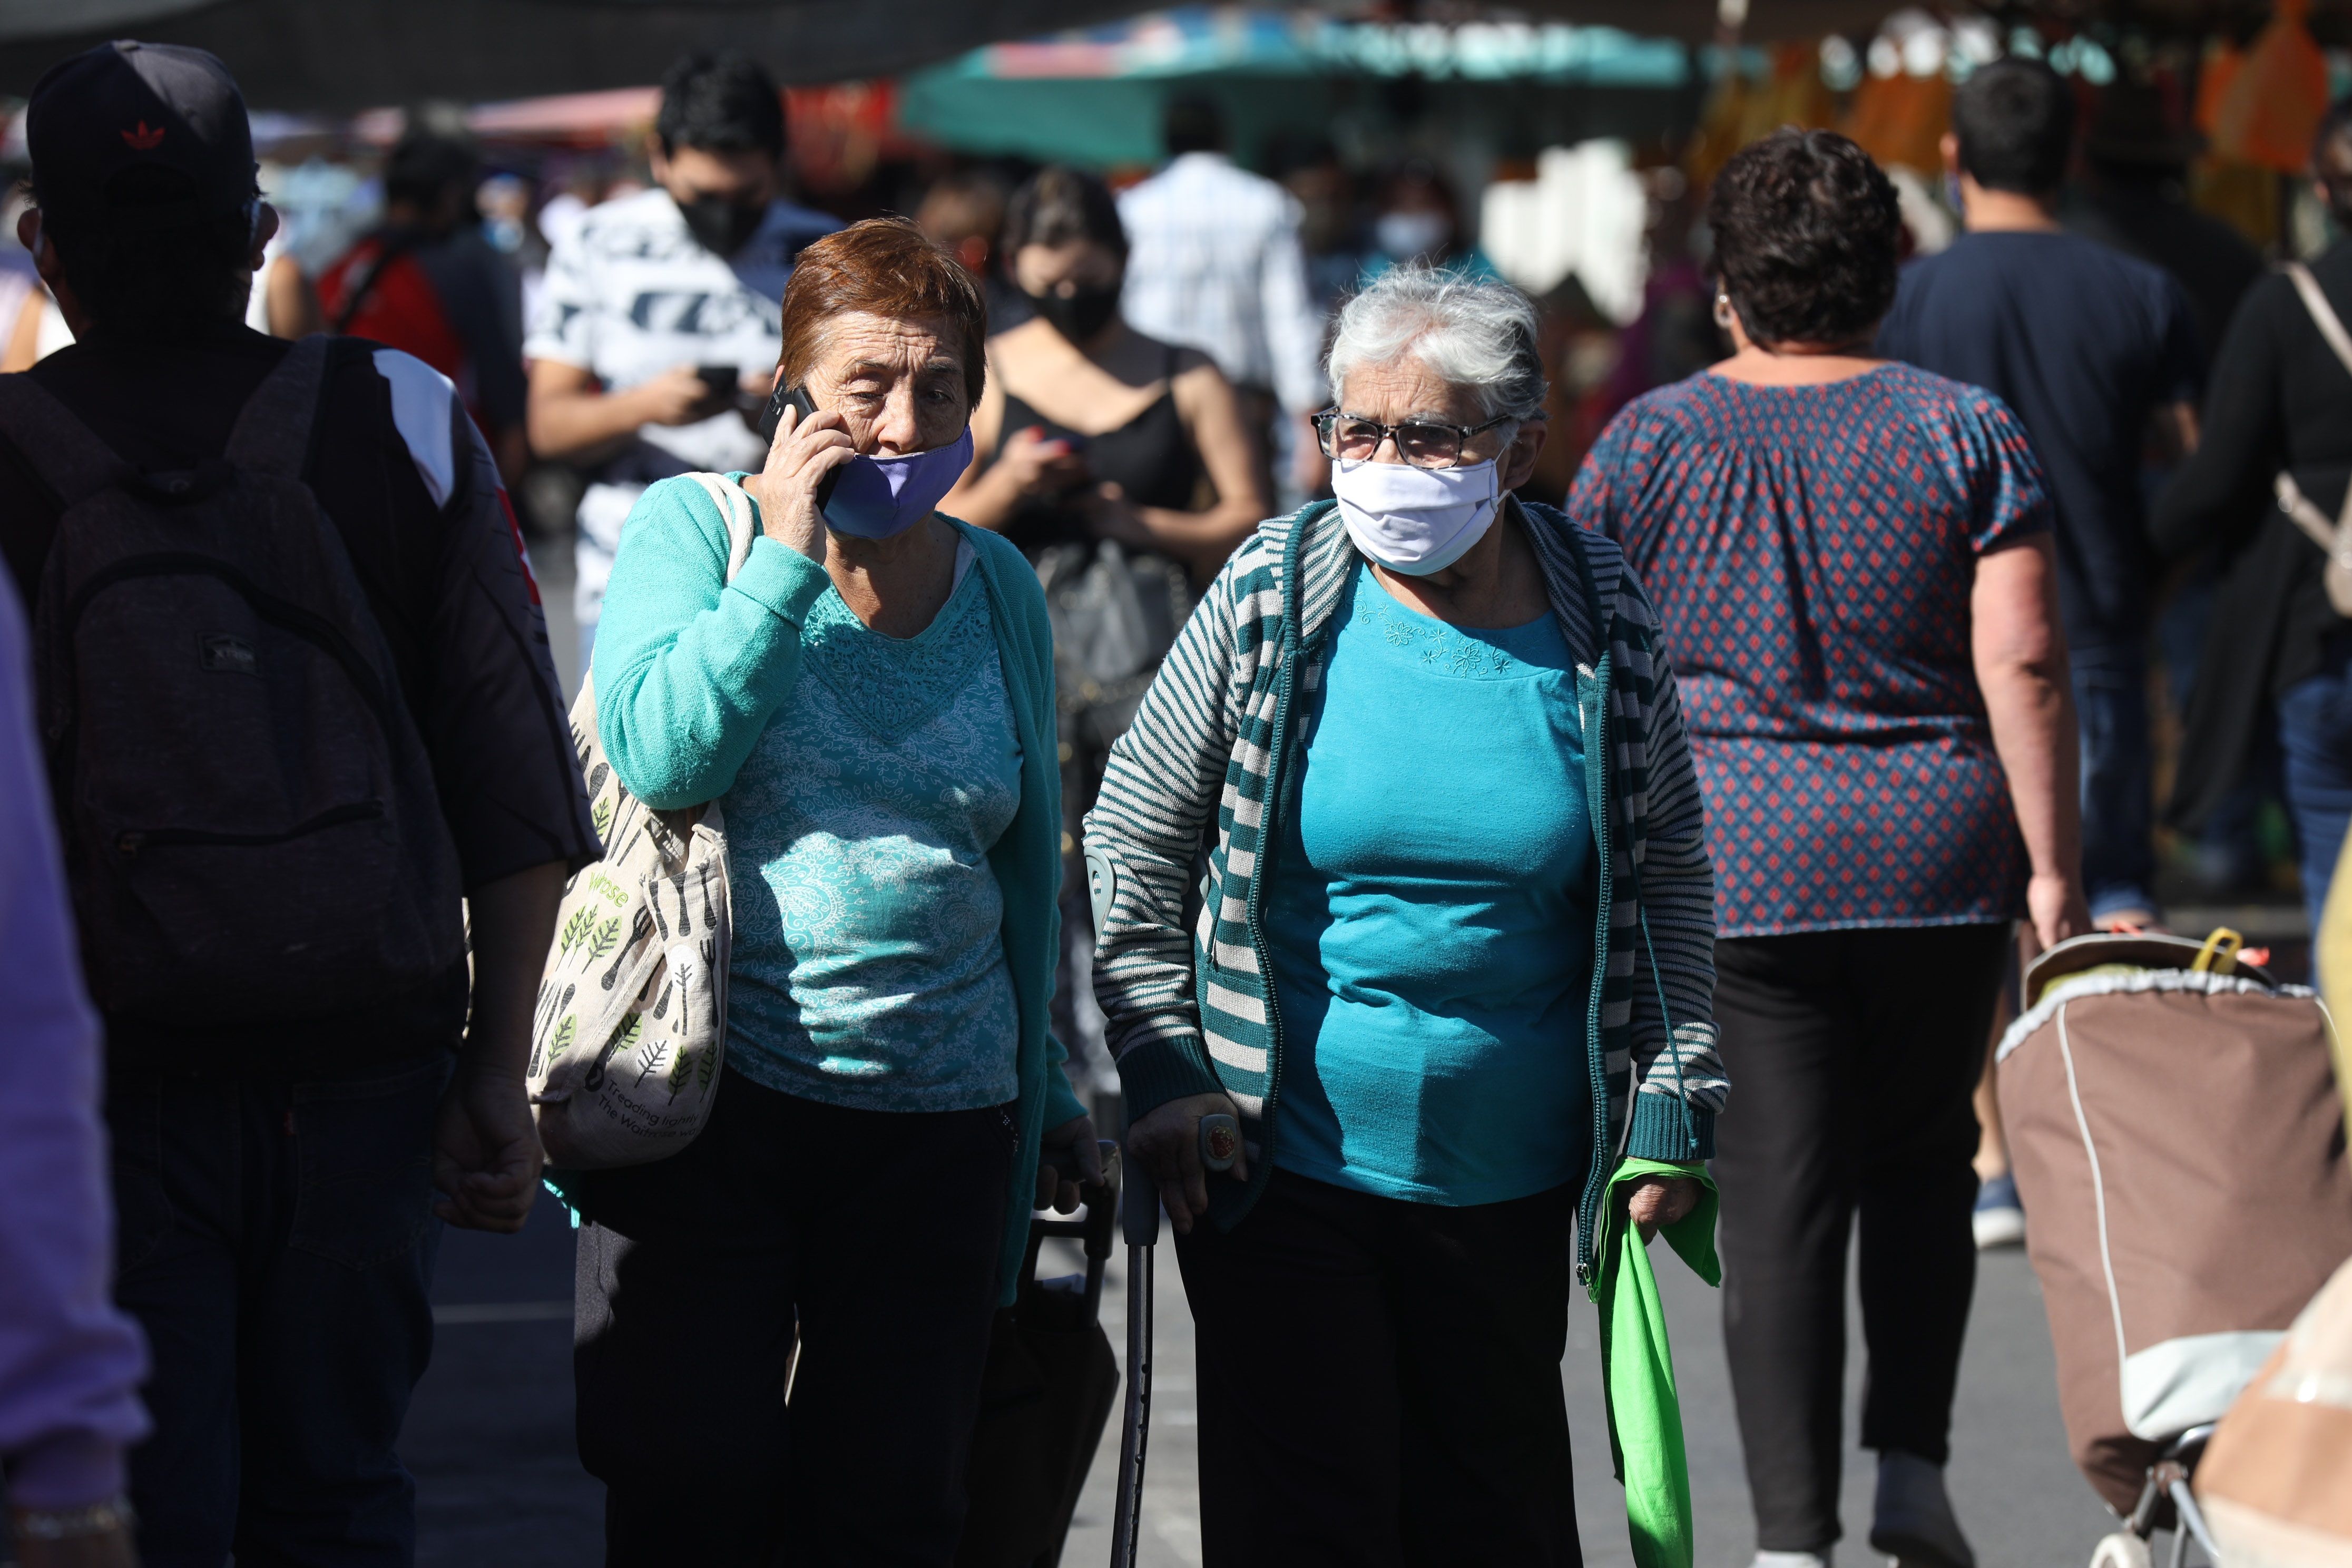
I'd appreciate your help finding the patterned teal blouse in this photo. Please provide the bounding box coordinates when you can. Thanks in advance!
[721,554,1025,1111]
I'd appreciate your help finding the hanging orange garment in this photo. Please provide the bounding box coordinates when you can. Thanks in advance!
[2194,39,2243,138]
[1843,71,1953,177]
[2207,0,2329,173]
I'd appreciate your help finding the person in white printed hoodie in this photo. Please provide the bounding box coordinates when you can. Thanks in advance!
[526,51,837,668]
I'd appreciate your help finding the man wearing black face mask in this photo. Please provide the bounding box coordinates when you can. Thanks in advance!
[525,51,836,678]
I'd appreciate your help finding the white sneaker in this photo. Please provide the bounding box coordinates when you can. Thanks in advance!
[1751,1553,1832,1568]
[1870,1451,1976,1568]
[1972,1172,2025,1250]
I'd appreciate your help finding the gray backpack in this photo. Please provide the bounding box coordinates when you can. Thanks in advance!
[0,338,465,1024]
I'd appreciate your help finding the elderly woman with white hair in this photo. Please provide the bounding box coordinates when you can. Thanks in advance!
[1082,264,1728,1564]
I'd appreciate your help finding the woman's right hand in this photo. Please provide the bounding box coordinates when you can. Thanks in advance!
[747,399,857,566]
[1125,1091,1248,1235]
[993,424,1086,499]
[633,364,736,428]
[2026,873,2092,954]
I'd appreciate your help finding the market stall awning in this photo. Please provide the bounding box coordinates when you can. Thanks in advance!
[0,0,1174,111]
[898,8,1714,167]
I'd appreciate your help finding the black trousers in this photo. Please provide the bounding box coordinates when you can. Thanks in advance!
[1711,924,2009,1553]
[569,1071,1015,1567]
[109,1053,452,1568]
[1174,1168,1584,1568]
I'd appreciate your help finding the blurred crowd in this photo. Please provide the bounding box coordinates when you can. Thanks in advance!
[6,27,2352,1568]
[1,33,2333,1229]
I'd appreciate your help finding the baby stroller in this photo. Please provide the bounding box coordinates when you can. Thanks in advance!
[1994,930,2352,1568]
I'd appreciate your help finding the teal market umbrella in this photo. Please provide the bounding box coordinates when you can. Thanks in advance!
[896,8,1700,168]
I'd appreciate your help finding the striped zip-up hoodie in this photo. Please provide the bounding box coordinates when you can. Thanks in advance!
[1083,497,1728,1282]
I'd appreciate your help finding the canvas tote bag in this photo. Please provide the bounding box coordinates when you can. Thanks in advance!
[528,473,757,1169]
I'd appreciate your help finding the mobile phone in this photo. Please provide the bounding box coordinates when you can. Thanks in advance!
[695,364,740,399]
[756,384,841,509]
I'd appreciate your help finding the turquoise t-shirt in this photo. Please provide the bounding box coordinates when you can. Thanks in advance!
[1265,562,1595,1206]
[720,556,1024,1112]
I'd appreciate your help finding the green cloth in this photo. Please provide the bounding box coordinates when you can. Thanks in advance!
[591,476,1087,1307]
[1589,1157,1720,1568]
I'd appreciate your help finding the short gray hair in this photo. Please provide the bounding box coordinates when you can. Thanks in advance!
[1325,265,1548,423]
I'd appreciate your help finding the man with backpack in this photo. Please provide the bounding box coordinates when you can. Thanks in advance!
[0,41,596,1563]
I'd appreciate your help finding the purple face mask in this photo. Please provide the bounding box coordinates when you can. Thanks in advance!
[820,427,976,540]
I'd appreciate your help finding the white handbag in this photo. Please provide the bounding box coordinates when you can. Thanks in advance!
[528,473,757,1169]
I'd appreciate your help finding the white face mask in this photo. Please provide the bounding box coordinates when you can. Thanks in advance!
[1330,455,1502,576]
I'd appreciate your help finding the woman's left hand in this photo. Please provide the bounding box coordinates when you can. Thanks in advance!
[1084,481,1153,550]
[1625,1175,1702,1242]
[1036,1113,1105,1213]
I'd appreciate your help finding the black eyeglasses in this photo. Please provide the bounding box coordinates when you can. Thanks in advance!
[1312,409,1515,469]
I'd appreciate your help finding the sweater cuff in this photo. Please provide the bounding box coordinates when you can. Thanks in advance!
[1625,1092,1714,1163]
[1043,1059,1087,1130]
[5,1430,128,1512]
[1113,1029,1224,1121]
[729,536,832,626]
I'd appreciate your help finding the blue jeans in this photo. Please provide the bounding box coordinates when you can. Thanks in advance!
[2072,642,2158,920]
[106,1053,452,1567]
[2277,630,2352,935]
[2157,570,2272,893]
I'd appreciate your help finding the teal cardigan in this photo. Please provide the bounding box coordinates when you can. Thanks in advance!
[592,475,1087,1306]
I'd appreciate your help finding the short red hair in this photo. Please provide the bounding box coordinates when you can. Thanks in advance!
[777,217,988,406]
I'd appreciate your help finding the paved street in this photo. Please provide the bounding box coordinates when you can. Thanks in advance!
[412,1197,2117,1568]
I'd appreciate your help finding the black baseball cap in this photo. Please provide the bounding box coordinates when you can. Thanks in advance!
[27,40,258,231]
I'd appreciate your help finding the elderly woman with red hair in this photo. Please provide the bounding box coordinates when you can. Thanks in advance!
[565,218,1100,1564]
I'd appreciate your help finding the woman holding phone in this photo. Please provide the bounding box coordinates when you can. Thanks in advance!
[944,164,1268,1063]
[568,217,1100,1565]
[945,164,1267,577]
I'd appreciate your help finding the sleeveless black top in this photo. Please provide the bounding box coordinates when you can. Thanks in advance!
[997,346,1202,558]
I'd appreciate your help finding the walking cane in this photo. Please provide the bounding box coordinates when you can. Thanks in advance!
[1109,1112,1239,1568]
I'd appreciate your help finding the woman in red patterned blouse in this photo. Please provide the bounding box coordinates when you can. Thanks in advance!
[1570,128,2091,1568]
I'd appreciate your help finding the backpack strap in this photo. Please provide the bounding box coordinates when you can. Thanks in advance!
[2275,266,2352,552]
[328,229,424,336]
[224,334,330,479]
[2277,471,2352,552]
[0,373,133,507]
[2284,262,2352,381]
